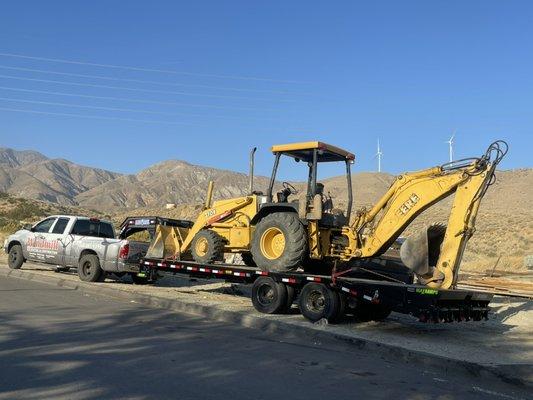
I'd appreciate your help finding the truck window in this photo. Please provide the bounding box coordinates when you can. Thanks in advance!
[33,218,57,233]
[98,222,115,239]
[52,217,69,234]
[71,219,114,239]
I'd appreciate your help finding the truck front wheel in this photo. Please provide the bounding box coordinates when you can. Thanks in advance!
[8,244,24,269]
[78,254,104,282]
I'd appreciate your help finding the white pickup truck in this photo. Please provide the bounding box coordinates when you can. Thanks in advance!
[3,215,150,283]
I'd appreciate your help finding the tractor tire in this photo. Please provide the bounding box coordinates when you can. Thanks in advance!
[78,254,103,282]
[8,244,24,269]
[191,230,225,264]
[251,276,288,314]
[241,252,256,267]
[298,282,343,323]
[251,212,306,272]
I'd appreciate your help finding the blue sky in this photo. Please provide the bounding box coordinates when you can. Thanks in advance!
[0,1,531,178]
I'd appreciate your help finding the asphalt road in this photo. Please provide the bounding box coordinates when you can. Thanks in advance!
[0,276,528,400]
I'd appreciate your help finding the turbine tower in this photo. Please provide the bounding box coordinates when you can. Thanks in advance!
[375,139,383,172]
[446,132,455,162]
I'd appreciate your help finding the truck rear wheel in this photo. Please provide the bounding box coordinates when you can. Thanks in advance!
[78,254,104,282]
[251,212,306,272]
[8,244,24,269]
[251,276,288,314]
[298,283,344,323]
[191,230,225,264]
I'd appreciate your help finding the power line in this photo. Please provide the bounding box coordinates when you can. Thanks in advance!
[0,86,278,111]
[0,65,306,95]
[0,96,276,121]
[0,52,303,83]
[0,74,290,102]
[0,106,201,126]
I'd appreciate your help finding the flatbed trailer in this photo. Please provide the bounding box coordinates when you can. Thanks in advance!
[140,257,493,324]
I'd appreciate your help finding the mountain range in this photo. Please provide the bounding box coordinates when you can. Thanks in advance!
[0,146,531,272]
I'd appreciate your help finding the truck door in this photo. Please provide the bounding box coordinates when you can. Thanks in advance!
[48,217,71,265]
[26,217,58,263]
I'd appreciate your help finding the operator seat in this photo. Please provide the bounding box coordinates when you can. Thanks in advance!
[316,183,348,227]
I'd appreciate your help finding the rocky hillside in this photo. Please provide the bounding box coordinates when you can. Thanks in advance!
[75,160,271,210]
[0,148,121,204]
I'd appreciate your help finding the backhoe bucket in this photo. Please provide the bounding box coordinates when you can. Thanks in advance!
[145,225,184,260]
[400,224,446,277]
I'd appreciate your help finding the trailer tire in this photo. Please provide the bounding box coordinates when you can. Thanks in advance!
[251,212,306,272]
[78,254,103,282]
[282,284,296,314]
[298,283,342,323]
[8,244,24,269]
[191,230,225,264]
[252,276,288,314]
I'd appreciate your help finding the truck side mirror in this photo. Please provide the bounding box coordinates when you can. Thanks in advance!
[22,223,33,231]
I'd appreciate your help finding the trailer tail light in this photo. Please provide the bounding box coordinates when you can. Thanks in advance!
[119,243,129,259]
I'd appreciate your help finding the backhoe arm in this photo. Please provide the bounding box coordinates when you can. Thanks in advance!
[350,141,507,289]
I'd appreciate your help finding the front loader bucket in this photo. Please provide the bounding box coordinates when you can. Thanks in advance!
[400,224,446,277]
[145,225,184,260]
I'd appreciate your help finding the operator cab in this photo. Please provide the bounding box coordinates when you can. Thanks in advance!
[266,141,355,227]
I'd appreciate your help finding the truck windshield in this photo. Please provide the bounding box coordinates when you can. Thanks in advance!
[71,220,115,239]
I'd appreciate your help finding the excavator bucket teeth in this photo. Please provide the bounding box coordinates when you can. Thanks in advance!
[400,224,446,276]
[145,226,183,260]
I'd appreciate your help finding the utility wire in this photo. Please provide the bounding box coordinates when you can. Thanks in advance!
[0,106,202,126]
[0,96,276,121]
[0,65,306,95]
[0,86,278,111]
[0,74,290,102]
[0,52,302,83]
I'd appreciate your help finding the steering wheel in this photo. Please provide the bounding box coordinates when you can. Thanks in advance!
[282,181,298,195]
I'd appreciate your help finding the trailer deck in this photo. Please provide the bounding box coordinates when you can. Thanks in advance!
[140,258,493,324]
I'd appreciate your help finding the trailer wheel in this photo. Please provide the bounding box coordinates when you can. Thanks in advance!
[78,254,103,282]
[251,212,306,272]
[191,230,225,264]
[8,244,24,269]
[298,283,343,323]
[251,276,288,314]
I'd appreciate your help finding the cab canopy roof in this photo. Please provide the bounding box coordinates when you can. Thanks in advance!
[271,141,355,163]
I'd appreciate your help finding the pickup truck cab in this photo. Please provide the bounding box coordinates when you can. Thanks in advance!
[3,215,148,283]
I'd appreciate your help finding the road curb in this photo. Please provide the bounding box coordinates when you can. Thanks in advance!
[1,267,530,388]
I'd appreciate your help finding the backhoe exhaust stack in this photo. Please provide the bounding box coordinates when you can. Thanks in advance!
[249,147,257,195]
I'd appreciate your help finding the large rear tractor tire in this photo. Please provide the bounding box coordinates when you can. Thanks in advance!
[8,244,24,269]
[191,230,225,264]
[251,212,306,272]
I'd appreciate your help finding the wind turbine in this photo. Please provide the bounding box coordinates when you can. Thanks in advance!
[375,139,383,172]
[446,132,455,162]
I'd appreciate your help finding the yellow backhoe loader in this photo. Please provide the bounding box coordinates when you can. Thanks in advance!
[146,140,507,289]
